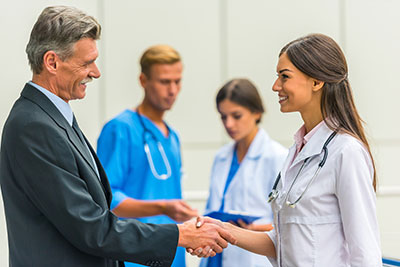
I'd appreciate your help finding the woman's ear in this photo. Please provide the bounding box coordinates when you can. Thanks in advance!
[312,79,325,92]
[255,112,262,123]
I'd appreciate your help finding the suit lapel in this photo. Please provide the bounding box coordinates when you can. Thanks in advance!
[20,83,110,203]
[85,135,112,206]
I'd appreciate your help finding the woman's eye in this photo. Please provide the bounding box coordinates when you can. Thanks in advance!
[233,115,242,120]
[221,115,227,121]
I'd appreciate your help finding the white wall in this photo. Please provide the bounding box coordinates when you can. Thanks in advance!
[0,0,399,265]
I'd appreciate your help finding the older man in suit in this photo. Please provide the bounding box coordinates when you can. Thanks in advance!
[0,6,234,267]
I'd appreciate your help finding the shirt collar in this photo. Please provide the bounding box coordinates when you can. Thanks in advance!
[294,120,325,154]
[28,81,74,126]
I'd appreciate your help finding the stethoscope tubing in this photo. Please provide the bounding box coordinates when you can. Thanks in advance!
[136,110,172,180]
[268,131,337,207]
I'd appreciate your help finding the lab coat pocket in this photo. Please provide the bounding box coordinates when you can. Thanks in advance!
[280,222,316,267]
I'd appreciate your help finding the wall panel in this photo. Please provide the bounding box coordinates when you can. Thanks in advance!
[102,0,224,145]
[346,0,400,258]
[226,0,342,143]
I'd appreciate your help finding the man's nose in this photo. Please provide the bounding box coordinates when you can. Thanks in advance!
[90,63,101,79]
[168,82,180,95]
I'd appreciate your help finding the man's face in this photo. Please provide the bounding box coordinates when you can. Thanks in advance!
[140,62,183,112]
[56,38,100,102]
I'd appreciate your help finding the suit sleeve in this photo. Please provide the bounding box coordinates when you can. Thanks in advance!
[10,118,178,266]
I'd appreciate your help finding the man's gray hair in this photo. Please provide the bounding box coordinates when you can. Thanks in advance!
[26,6,101,74]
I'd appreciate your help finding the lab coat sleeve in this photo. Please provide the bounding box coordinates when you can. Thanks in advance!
[97,120,130,210]
[266,229,278,267]
[266,228,277,249]
[336,141,381,266]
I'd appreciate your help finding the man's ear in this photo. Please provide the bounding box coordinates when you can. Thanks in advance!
[312,79,325,92]
[139,72,148,88]
[42,51,59,74]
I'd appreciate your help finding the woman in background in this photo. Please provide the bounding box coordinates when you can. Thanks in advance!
[200,78,287,267]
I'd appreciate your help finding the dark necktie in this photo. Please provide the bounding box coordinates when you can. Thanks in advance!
[72,115,100,179]
[72,116,86,145]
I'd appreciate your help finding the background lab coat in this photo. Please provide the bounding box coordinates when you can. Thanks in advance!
[201,128,287,267]
[267,122,381,267]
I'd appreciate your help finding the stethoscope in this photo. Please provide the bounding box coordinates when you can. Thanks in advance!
[268,131,337,208]
[136,110,172,180]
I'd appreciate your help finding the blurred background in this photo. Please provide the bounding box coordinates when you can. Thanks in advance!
[0,0,399,265]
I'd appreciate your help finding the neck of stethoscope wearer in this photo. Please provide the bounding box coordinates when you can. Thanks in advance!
[137,109,172,180]
[267,131,337,208]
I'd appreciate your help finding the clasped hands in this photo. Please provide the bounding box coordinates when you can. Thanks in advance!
[177,216,236,258]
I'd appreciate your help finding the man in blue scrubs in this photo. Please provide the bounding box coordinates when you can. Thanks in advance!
[97,45,198,267]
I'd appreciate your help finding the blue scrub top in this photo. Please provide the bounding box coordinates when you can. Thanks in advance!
[97,109,185,267]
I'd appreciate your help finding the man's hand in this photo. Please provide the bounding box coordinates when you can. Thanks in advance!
[177,217,236,257]
[185,216,229,257]
[162,200,198,222]
[187,216,276,258]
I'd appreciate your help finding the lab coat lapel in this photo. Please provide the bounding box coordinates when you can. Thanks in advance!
[278,143,297,189]
[290,123,334,167]
[223,129,264,201]
[212,144,235,208]
[244,129,267,160]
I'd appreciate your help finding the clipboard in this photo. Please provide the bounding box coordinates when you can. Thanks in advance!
[204,211,261,224]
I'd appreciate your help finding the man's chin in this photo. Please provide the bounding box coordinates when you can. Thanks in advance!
[161,103,174,111]
[72,92,86,101]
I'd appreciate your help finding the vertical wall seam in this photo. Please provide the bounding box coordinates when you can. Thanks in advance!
[339,0,347,51]
[219,0,228,83]
[98,0,106,129]
[219,0,228,144]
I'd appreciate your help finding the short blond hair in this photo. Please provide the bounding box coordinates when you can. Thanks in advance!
[140,45,181,77]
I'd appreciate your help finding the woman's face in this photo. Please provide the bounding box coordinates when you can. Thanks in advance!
[218,99,260,142]
[272,53,321,116]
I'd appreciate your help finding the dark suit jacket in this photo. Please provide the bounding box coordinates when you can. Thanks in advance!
[0,83,179,267]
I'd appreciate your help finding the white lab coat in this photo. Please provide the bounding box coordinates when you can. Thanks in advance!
[200,128,287,267]
[267,122,381,267]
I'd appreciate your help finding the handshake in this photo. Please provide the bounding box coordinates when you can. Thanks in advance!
[177,216,236,258]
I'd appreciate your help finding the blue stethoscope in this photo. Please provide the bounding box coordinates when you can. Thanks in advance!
[268,131,337,208]
[136,110,172,180]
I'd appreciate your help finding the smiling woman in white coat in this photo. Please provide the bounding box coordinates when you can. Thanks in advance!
[192,34,381,267]
[200,78,287,267]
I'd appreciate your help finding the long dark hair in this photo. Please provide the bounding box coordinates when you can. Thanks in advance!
[280,33,376,190]
[216,78,265,124]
